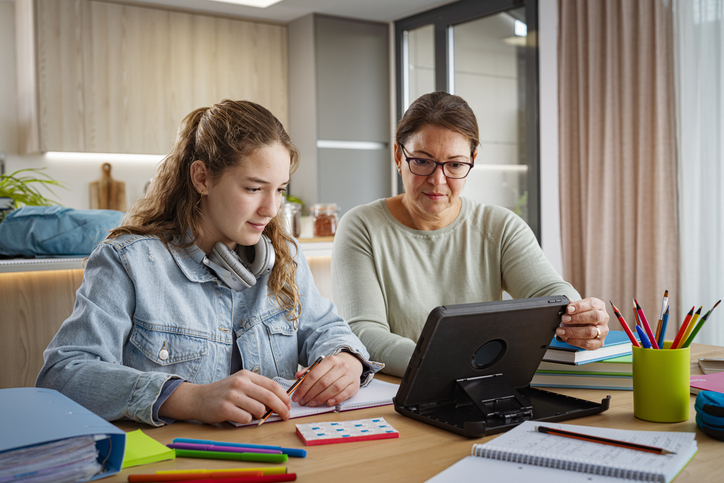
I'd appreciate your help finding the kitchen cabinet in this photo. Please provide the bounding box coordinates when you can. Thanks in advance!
[16,0,288,154]
[288,15,391,215]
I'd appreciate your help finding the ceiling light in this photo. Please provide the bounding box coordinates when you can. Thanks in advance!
[207,0,284,8]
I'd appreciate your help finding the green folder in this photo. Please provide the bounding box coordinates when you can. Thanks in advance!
[122,429,175,469]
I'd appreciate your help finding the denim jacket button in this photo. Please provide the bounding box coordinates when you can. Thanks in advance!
[159,348,169,361]
[252,366,260,374]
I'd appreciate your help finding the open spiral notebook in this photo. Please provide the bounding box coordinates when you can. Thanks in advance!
[426,420,697,482]
[228,378,398,427]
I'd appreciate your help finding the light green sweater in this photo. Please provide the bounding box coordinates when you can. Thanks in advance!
[331,198,581,376]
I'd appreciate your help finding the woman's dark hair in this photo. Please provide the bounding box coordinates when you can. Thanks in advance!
[396,91,479,154]
[110,99,302,321]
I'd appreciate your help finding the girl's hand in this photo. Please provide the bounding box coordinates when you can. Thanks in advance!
[291,352,363,408]
[159,369,291,425]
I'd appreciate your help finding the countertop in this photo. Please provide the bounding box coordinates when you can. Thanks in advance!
[0,237,334,273]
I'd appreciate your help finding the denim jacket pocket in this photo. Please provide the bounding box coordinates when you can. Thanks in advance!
[260,308,298,379]
[127,319,209,382]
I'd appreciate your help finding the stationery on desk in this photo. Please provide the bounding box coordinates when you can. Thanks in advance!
[699,357,724,374]
[122,429,175,468]
[543,329,633,365]
[611,293,721,350]
[426,421,698,483]
[295,417,399,446]
[690,371,724,395]
[128,469,295,482]
[257,355,324,427]
[229,377,399,427]
[0,387,125,482]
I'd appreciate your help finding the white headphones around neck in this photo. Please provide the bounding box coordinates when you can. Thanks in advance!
[189,235,275,291]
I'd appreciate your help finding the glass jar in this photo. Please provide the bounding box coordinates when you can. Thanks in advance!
[309,203,339,237]
[281,202,302,237]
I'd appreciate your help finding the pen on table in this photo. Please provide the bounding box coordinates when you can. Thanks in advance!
[156,468,288,476]
[172,438,306,458]
[654,290,668,344]
[634,299,659,349]
[609,301,641,348]
[128,475,297,483]
[657,306,669,349]
[681,300,721,348]
[676,306,702,349]
[671,306,695,349]
[535,425,676,455]
[167,442,282,454]
[173,448,288,463]
[636,324,652,348]
[128,470,266,481]
[257,355,324,428]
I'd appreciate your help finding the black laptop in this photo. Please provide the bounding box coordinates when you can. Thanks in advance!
[393,296,610,438]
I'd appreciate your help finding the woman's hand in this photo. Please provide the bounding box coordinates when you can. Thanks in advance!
[159,370,291,425]
[555,297,610,350]
[291,352,364,408]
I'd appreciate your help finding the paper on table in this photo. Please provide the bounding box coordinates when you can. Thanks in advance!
[122,430,175,469]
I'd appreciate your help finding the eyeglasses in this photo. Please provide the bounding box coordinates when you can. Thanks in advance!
[399,144,474,179]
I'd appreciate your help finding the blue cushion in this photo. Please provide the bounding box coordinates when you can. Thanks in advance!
[0,206,124,257]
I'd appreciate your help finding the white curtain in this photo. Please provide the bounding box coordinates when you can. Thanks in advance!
[674,0,724,345]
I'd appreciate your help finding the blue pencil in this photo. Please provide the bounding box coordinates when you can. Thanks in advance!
[657,306,669,349]
[636,325,652,348]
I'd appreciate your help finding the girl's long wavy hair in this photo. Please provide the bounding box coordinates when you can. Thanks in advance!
[109,99,302,321]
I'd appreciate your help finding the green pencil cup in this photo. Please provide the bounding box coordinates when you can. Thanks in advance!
[632,342,690,422]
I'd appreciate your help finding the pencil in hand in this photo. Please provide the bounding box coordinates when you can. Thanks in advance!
[535,425,676,455]
[256,355,325,428]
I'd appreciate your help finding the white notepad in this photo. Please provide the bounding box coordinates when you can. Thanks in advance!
[426,421,698,483]
[229,377,398,427]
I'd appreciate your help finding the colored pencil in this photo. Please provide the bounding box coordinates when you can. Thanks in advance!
[535,426,675,455]
[632,299,642,327]
[128,471,264,482]
[654,290,668,343]
[173,449,288,463]
[671,306,695,349]
[172,439,306,458]
[657,306,669,349]
[257,355,324,427]
[128,475,297,483]
[682,300,721,348]
[609,301,641,348]
[157,468,288,476]
[676,306,702,349]
[634,299,659,349]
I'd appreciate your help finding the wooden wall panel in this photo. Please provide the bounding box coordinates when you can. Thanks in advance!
[36,0,86,152]
[0,269,84,389]
[24,0,288,154]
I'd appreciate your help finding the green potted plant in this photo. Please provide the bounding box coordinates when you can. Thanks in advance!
[0,168,66,222]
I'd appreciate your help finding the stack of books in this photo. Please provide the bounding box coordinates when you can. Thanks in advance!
[532,331,634,390]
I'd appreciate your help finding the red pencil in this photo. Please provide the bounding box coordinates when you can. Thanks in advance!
[671,306,695,349]
[634,299,659,349]
[609,301,641,348]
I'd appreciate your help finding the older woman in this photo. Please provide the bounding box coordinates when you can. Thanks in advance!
[331,91,609,376]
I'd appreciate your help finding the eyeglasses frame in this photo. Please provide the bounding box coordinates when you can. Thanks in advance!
[398,143,475,179]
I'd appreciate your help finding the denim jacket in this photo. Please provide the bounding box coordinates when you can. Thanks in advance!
[36,234,382,426]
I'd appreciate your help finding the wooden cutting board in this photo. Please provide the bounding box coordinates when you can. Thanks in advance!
[90,163,126,211]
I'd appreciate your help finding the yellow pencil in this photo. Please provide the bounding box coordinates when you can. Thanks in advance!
[676,306,702,349]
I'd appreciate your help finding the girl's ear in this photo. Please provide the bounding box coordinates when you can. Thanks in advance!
[190,160,209,195]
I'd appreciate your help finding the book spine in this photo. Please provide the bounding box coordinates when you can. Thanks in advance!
[471,445,662,482]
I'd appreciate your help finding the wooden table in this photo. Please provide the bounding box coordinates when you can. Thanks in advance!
[110,344,724,482]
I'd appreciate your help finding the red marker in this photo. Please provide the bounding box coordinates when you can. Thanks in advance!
[609,301,640,348]
[634,299,659,349]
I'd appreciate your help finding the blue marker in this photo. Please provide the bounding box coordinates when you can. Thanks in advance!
[636,325,652,348]
[173,438,306,458]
